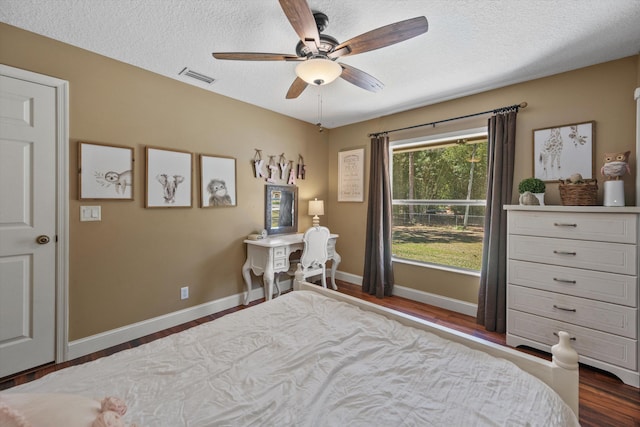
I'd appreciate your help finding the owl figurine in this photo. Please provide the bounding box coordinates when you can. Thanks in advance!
[601,151,631,180]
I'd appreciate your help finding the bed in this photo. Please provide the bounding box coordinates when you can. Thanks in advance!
[0,278,580,426]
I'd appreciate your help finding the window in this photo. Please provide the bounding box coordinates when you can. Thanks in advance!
[391,128,488,272]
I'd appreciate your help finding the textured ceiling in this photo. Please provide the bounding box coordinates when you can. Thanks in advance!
[2,0,640,128]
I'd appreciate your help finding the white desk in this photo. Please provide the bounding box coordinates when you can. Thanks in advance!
[242,233,340,305]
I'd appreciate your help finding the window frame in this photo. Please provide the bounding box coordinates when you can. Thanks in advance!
[390,127,488,273]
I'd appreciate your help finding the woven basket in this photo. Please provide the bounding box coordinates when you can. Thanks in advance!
[558,179,598,206]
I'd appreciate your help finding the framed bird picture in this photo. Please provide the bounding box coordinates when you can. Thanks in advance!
[532,121,595,182]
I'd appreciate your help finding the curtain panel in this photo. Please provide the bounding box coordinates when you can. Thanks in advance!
[477,111,517,332]
[363,134,394,298]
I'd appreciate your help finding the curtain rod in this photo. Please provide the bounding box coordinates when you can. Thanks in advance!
[369,102,528,137]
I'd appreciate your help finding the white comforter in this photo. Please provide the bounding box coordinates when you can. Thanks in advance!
[8,290,579,426]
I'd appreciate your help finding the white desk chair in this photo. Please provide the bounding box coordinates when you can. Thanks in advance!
[297,226,330,287]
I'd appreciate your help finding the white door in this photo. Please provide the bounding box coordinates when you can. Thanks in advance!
[0,74,57,378]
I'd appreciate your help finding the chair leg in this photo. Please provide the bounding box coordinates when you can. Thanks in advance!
[321,267,327,289]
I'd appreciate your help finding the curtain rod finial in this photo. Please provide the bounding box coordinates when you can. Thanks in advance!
[519,102,528,108]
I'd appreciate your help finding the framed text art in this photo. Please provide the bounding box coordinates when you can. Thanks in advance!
[78,141,133,200]
[338,147,365,202]
[533,121,595,182]
[145,146,193,208]
[199,154,237,208]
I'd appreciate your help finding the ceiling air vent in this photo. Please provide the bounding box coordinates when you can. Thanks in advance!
[178,67,215,84]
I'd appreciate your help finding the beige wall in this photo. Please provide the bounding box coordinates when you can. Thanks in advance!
[2,22,638,338]
[328,55,639,304]
[1,23,328,340]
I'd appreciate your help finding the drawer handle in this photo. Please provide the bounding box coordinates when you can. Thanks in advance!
[553,278,577,284]
[553,331,577,341]
[553,250,577,256]
[553,304,577,313]
[553,222,577,227]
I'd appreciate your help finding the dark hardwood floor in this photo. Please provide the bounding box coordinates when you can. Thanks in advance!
[2,280,639,426]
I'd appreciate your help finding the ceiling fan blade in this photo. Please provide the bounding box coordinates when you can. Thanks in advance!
[279,0,320,53]
[286,77,309,99]
[329,16,428,58]
[339,63,384,93]
[212,52,303,61]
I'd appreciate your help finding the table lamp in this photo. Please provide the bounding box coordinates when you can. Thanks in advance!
[308,198,324,227]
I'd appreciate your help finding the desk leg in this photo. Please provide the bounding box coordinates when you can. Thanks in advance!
[241,258,252,306]
[263,263,275,301]
[330,250,341,290]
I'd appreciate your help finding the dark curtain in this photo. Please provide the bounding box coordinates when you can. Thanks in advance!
[477,110,517,332]
[363,134,394,298]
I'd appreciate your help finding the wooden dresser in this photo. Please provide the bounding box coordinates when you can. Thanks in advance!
[505,206,639,387]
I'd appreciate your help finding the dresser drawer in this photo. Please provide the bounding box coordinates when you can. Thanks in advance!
[508,309,637,370]
[508,260,637,307]
[509,235,637,275]
[508,211,637,244]
[509,285,637,338]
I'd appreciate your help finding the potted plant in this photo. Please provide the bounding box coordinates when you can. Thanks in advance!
[518,177,546,205]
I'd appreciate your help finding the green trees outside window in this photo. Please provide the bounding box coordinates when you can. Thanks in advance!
[391,135,488,271]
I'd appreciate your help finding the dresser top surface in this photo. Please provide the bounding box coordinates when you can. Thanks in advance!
[504,205,640,214]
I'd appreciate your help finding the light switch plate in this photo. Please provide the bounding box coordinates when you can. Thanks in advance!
[80,206,101,221]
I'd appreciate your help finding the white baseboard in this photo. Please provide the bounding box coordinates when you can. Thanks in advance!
[68,291,246,360]
[392,284,478,317]
[67,272,475,360]
[336,271,478,317]
[335,270,362,285]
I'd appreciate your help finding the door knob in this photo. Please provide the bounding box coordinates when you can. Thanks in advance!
[36,235,51,245]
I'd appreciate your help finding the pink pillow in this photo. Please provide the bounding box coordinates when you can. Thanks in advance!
[0,393,133,427]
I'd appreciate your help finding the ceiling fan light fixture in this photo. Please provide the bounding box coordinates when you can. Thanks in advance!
[295,58,342,86]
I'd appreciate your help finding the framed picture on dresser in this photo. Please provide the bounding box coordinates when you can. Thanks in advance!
[533,121,594,182]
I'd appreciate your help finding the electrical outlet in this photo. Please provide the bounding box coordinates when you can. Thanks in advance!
[180,286,189,300]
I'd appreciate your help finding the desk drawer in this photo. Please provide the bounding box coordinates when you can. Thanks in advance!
[509,235,636,275]
[273,246,288,259]
[508,309,637,370]
[509,285,637,338]
[508,211,637,243]
[508,260,637,307]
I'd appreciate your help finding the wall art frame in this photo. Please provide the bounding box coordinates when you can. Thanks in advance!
[145,146,193,208]
[265,184,298,235]
[533,121,595,182]
[199,154,237,208]
[78,141,134,200]
[338,147,365,202]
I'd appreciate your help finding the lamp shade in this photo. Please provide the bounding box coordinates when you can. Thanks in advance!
[308,198,324,216]
[295,58,342,86]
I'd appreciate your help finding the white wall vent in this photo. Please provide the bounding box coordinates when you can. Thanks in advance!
[178,67,215,84]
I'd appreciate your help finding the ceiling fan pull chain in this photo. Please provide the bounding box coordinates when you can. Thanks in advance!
[316,86,324,132]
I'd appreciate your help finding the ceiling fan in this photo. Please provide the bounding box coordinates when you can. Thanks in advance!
[212,0,428,99]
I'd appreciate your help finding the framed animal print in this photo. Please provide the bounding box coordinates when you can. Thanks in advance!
[78,141,134,200]
[533,121,595,182]
[145,146,193,208]
[199,154,237,208]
